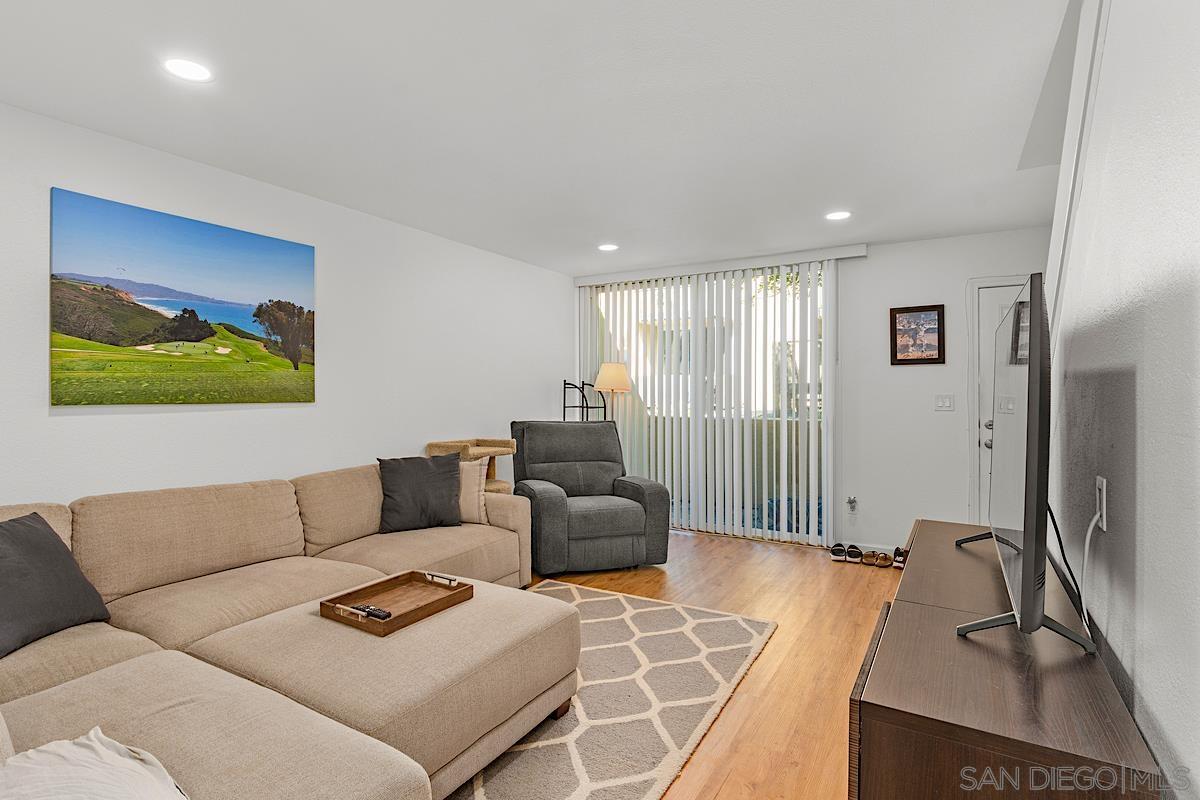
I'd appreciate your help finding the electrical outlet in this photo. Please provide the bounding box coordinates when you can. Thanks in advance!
[1095,476,1107,531]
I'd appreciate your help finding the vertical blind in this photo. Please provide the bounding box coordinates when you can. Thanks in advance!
[578,261,836,545]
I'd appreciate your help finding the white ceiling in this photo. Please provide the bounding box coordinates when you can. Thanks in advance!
[0,1,1068,276]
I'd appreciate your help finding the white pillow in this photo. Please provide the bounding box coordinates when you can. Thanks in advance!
[0,727,187,799]
[459,457,489,524]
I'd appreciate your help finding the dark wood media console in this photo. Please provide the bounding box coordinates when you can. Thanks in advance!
[849,519,1161,798]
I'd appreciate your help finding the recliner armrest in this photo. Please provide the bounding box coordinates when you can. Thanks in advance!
[613,476,669,507]
[613,476,670,564]
[514,480,570,575]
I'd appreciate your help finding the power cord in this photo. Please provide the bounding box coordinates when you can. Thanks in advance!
[1079,509,1104,639]
[1047,505,1081,599]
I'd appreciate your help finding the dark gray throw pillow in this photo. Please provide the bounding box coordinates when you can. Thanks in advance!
[0,512,109,658]
[378,454,462,533]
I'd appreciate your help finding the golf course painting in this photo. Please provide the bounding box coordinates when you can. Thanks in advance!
[50,188,315,405]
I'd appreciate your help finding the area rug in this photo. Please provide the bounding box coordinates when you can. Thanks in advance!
[449,581,776,800]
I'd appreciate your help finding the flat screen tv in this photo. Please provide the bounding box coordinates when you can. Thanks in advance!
[955,272,1094,653]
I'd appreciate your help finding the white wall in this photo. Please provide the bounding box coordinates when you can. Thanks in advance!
[1048,0,1199,791]
[0,103,575,504]
[835,227,1051,549]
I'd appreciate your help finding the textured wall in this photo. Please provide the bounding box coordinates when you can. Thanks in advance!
[1048,0,1200,792]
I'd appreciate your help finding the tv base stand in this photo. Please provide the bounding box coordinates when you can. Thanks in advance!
[952,529,1096,652]
[955,610,1097,653]
[954,530,993,546]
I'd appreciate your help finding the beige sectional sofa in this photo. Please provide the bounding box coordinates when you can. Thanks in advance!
[0,464,580,800]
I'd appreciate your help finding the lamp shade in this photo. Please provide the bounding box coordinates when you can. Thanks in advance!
[594,362,632,393]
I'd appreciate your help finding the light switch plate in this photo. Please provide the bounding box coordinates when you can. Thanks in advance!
[934,394,955,411]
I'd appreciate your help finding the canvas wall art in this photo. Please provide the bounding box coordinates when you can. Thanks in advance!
[50,188,315,405]
[889,304,944,365]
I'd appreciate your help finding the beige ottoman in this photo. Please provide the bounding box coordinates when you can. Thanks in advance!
[188,578,580,800]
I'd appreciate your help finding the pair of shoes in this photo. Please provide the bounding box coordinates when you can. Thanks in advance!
[830,543,865,563]
[862,551,894,568]
[892,547,908,570]
[831,543,863,562]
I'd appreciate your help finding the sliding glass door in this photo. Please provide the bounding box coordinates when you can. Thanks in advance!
[578,261,836,545]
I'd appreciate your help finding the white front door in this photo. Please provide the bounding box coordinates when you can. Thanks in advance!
[974,283,1025,522]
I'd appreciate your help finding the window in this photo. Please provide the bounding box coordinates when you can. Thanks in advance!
[578,261,837,544]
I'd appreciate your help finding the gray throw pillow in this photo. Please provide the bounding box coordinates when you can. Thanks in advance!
[0,513,109,658]
[378,454,462,533]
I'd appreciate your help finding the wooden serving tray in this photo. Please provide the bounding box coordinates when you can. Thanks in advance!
[320,571,473,636]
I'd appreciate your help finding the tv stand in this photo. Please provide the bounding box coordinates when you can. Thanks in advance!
[953,531,1097,653]
[954,530,994,546]
[848,519,1160,799]
[954,609,1097,653]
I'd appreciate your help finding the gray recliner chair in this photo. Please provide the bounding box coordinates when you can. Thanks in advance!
[511,420,669,575]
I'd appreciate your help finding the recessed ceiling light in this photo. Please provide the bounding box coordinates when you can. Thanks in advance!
[824,210,852,221]
[163,59,212,82]
[597,243,620,252]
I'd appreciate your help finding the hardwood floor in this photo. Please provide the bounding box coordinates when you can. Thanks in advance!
[536,530,900,800]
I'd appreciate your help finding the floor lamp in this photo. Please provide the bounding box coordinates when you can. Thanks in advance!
[593,362,631,420]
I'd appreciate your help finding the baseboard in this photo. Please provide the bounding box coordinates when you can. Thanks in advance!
[839,541,898,554]
[672,528,900,555]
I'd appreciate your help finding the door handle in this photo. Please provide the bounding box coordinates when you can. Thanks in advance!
[984,439,993,449]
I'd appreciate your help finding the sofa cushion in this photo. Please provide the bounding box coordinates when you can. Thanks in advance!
[0,504,71,548]
[565,495,645,539]
[0,623,159,704]
[106,556,384,650]
[292,464,382,555]
[0,513,111,658]
[317,524,519,584]
[187,580,579,777]
[0,651,430,800]
[71,480,305,603]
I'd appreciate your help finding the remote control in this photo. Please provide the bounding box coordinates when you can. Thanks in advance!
[352,603,391,621]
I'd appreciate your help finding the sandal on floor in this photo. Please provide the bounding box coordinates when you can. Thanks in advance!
[846,544,863,564]
[862,550,880,567]
[875,552,894,568]
[830,543,847,562]
[892,547,908,569]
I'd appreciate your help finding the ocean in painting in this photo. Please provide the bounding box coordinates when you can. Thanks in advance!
[136,297,265,336]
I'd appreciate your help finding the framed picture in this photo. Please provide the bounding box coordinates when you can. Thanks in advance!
[889,304,945,365]
[50,188,315,405]
[1009,300,1031,365]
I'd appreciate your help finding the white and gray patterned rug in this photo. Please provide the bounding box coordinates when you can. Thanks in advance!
[449,580,776,800]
